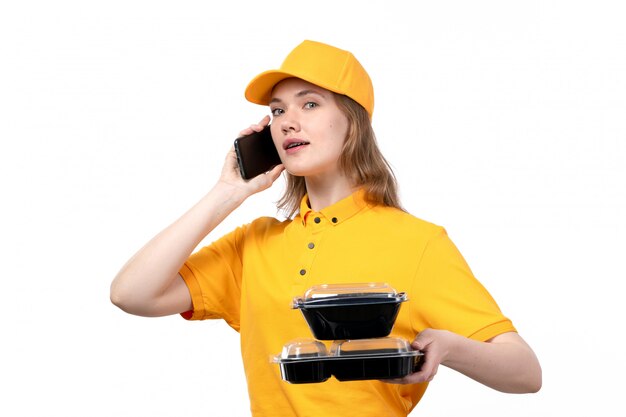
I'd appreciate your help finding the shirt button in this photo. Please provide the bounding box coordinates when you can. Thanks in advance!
[314,217,321,224]
[308,242,315,249]
[299,269,307,276]
[331,217,338,223]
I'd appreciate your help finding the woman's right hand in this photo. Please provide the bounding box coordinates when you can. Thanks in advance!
[218,115,284,197]
[111,116,284,318]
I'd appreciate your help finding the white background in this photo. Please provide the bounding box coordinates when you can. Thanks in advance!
[1,1,625,415]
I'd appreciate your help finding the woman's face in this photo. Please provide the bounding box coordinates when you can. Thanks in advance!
[269,78,349,179]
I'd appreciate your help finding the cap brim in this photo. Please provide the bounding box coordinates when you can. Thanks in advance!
[244,70,297,106]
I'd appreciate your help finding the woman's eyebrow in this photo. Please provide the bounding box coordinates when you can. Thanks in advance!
[295,89,326,98]
[270,89,327,104]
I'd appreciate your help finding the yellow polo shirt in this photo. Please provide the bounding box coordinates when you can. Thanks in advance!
[179,189,515,416]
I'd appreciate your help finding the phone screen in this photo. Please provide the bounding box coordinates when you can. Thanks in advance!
[233,125,281,180]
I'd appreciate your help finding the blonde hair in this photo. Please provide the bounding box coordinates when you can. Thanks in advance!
[277,94,403,217]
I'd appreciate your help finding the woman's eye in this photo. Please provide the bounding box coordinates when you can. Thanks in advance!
[304,102,318,109]
[271,108,284,116]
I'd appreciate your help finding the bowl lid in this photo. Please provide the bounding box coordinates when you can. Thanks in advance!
[277,338,329,361]
[330,337,414,356]
[272,337,422,364]
[292,283,407,308]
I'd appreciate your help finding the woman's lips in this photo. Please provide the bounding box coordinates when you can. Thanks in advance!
[283,139,310,154]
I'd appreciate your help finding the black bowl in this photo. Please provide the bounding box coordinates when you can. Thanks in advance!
[330,349,422,381]
[273,338,423,384]
[277,356,331,384]
[297,298,404,340]
[293,283,408,340]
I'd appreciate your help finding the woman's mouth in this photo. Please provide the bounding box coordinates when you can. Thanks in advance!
[283,139,310,151]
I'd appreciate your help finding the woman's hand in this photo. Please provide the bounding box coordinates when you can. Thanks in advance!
[111,116,285,318]
[384,329,542,393]
[218,115,284,197]
[385,328,456,385]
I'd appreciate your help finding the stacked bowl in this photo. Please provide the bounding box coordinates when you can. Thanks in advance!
[272,283,423,384]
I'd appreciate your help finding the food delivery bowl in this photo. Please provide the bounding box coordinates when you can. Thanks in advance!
[272,337,422,384]
[272,339,331,384]
[328,338,422,381]
[292,283,408,340]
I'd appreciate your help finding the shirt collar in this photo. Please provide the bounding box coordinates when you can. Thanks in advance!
[298,188,369,227]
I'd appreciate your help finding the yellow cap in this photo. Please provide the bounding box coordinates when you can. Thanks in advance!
[245,40,374,118]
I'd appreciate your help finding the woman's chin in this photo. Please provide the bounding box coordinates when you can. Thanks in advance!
[283,165,311,177]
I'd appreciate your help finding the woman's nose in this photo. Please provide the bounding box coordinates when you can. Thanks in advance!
[280,115,300,135]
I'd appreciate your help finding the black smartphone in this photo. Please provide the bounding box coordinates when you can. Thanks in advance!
[234,125,282,180]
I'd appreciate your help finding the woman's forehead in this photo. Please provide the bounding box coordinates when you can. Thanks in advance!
[270,78,331,101]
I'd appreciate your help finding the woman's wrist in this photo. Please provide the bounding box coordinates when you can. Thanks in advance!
[210,180,250,207]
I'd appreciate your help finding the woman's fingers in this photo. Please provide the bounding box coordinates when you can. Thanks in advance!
[238,115,271,137]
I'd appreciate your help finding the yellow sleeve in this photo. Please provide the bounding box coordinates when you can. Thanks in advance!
[409,228,516,341]
[178,225,247,331]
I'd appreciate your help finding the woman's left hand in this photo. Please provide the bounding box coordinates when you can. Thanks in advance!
[384,328,457,385]
[384,328,542,393]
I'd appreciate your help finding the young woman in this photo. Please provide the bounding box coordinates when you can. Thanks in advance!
[111,40,541,416]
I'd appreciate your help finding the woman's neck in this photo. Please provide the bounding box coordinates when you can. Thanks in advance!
[304,174,356,212]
